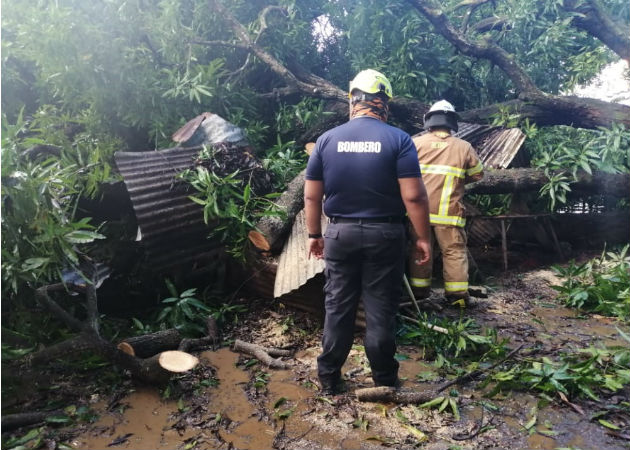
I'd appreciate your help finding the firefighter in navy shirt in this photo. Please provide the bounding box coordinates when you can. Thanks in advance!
[304,69,431,394]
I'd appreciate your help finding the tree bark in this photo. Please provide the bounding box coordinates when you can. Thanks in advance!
[232,339,290,369]
[404,0,630,130]
[117,329,183,358]
[461,96,630,130]
[248,169,307,252]
[1,411,63,431]
[355,386,437,403]
[466,169,630,196]
[562,0,630,62]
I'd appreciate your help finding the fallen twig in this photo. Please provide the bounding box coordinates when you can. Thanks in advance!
[437,344,524,393]
[232,339,290,369]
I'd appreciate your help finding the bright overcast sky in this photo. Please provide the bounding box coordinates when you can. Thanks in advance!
[572,60,630,106]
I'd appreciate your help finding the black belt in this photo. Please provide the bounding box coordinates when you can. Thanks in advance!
[329,216,404,224]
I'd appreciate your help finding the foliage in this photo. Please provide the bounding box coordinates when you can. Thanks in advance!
[466,194,512,216]
[401,313,509,359]
[490,335,630,401]
[154,279,247,336]
[179,161,283,261]
[551,245,630,319]
[527,123,630,210]
[1,109,117,296]
[155,279,213,336]
[419,392,460,421]
[262,135,307,191]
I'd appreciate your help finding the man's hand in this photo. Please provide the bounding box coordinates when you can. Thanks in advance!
[414,238,431,265]
[308,237,324,259]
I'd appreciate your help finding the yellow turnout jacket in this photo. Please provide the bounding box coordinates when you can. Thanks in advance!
[413,130,483,227]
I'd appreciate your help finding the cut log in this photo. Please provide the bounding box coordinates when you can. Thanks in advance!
[248,169,306,252]
[466,169,629,197]
[158,350,199,373]
[355,386,436,404]
[232,339,290,369]
[117,329,183,358]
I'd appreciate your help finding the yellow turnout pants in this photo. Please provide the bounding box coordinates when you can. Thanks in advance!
[408,225,469,299]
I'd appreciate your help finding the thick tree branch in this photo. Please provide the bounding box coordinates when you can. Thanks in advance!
[208,0,345,102]
[406,0,541,94]
[406,0,630,129]
[563,0,630,62]
[35,284,87,332]
[461,96,630,129]
[191,39,250,51]
[472,16,510,34]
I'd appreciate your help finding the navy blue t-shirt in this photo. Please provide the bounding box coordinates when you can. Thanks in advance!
[305,116,421,218]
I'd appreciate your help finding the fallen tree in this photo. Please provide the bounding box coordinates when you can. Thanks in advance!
[201,0,630,133]
[466,169,630,196]
[248,168,629,253]
[26,261,205,385]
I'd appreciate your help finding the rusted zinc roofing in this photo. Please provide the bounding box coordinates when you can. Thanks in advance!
[425,122,528,169]
[115,147,222,273]
[115,113,275,274]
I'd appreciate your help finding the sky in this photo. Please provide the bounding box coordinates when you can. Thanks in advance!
[572,60,630,106]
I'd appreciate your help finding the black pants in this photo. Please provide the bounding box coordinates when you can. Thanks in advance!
[317,221,405,387]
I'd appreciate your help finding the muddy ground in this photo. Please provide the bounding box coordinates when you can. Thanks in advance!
[2,253,630,450]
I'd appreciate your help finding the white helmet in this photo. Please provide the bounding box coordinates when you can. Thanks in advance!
[424,100,460,131]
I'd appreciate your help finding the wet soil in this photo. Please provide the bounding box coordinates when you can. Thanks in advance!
[3,263,630,450]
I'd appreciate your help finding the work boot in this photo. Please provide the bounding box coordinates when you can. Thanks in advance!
[445,292,470,308]
[411,287,431,299]
[319,379,346,396]
[374,377,402,390]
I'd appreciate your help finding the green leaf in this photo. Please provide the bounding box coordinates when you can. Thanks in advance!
[419,396,444,408]
[46,414,72,424]
[524,414,537,430]
[273,397,287,409]
[598,419,620,430]
[21,257,49,270]
[404,425,427,442]
[64,230,105,244]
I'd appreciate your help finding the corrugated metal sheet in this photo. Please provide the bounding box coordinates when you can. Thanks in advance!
[475,128,527,169]
[416,123,527,169]
[115,147,222,273]
[274,209,327,298]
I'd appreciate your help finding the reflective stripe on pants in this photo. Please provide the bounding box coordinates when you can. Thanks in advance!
[408,225,469,296]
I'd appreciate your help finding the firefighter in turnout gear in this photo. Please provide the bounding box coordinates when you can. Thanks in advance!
[408,100,483,305]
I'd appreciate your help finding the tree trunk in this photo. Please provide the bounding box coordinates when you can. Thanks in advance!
[466,169,630,196]
[248,169,307,252]
[117,329,183,358]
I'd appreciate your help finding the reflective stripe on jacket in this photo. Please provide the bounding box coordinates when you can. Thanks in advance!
[413,131,483,227]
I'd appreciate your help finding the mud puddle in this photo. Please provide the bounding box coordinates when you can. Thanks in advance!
[13,268,629,450]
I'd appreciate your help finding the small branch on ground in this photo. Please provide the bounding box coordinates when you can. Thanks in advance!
[355,386,436,403]
[232,339,291,369]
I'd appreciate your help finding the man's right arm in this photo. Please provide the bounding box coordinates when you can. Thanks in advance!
[399,177,431,265]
